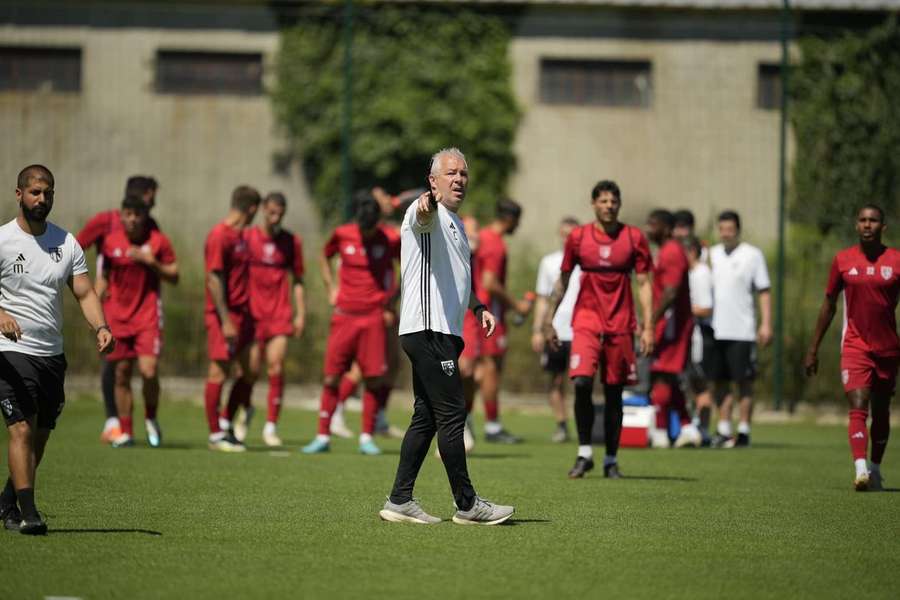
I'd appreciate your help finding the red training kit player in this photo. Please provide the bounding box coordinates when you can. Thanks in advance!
[462,227,508,360]
[247,226,304,342]
[826,245,900,466]
[562,223,651,384]
[204,222,255,362]
[102,228,176,362]
[77,209,159,254]
[649,238,694,430]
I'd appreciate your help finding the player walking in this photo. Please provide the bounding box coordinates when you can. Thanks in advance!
[243,192,305,447]
[543,180,654,479]
[203,186,261,452]
[302,193,399,456]
[0,165,114,534]
[101,195,178,448]
[805,205,898,491]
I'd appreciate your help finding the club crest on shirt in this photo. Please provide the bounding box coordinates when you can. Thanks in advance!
[48,247,62,263]
[599,245,612,259]
[570,354,581,370]
[841,369,850,385]
[264,242,277,263]
[881,266,892,280]
[866,266,875,276]
[440,360,455,376]
[344,245,356,256]
[0,398,13,418]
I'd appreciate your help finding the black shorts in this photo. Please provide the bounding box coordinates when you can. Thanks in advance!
[711,340,756,383]
[541,341,571,374]
[0,351,67,430]
[686,324,715,393]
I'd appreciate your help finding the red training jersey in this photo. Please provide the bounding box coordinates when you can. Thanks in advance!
[101,228,176,332]
[561,223,652,334]
[826,245,900,356]
[653,238,693,327]
[247,226,304,324]
[205,222,251,313]
[324,223,399,315]
[77,209,159,252]
[473,227,508,319]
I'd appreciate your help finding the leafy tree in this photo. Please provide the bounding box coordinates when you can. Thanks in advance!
[790,17,900,236]
[272,4,521,224]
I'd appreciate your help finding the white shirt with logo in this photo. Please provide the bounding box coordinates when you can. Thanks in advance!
[710,241,770,342]
[688,261,713,363]
[398,203,472,338]
[0,219,88,356]
[535,250,581,343]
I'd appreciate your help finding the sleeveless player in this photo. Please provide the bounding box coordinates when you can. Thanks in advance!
[203,186,261,452]
[543,180,654,479]
[805,205,899,491]
[0,165,114,534]
[244,192,305,447]
[101,195,178,448]
[77,175,158,443]
[302,194,399,456]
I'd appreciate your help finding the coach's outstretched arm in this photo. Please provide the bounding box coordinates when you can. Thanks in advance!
[68,272,115,354]
[803,294,838,376]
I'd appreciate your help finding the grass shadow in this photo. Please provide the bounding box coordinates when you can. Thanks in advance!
[621,475,699,482]
[50,528,162,536]
[504,519,552,526]
[468,454,531,460]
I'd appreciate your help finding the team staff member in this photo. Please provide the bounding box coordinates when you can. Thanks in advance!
[77,175,158,443]
[684,236,715,445]
[379,147,513,526]
[302,194,399,456]
[543,180,654,479]
[0,165,114,535]
[203,186,261,452]
[805,205,899,491]
[101,195,178,448]
[532,217,581,442]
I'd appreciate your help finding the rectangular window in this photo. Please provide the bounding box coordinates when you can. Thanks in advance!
[539,59,652,108]
[0,46,81,92]
[757,63,782,110]
[155,50,263,95]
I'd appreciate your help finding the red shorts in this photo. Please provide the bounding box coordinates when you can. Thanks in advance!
[569,329,638,386]
[461,312,507,360]
[206,308,256,362]
[106,326,162,361]
[255,319,293,343]
[841,349,899,394]
[651,316,693,374]
[324,310,387,378]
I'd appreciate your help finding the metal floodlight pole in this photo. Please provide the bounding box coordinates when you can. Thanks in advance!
[774,0,791,412]
[341,0,354,221]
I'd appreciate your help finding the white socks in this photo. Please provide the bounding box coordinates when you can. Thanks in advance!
[219,417,231,431]
[104,417,120,430]
[717,421,733,437]
[578,445,594,459]
[316,434,330,443]
[484,421,502,435]
[360,433,373,445]
[737,422,751,435]
[263,421,277,435]
[854,458,869,478]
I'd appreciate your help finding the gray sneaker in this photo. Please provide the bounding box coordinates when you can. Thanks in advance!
[452,496,514,526]
[379,499,442,524]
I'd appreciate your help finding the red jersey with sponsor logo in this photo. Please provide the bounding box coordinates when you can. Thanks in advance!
[561,222,651,334]
[324,223,399,315]
[826,245,900,356]
[101,228,176,331]
[247,226,304,324]
[205,222,251,312]
[473,227,508,319]
[77,209,159,252]
[653,238,692,327]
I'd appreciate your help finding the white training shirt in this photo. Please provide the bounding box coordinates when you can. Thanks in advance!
[688,261,713,363]
[710,242,770,342]
[535,250,581,343]
[398,202,472,337]
[0,219,88,356]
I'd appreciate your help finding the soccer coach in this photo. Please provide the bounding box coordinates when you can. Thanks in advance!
[379,148,515,526]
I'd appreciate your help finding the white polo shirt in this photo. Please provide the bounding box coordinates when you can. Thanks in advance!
[689,261,713,363]
[398,202,472,337]
[0,219,88,356]
[535,250,581,343]
[710,241,770,342]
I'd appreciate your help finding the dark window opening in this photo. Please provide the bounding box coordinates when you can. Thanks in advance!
[156,50,263,95]
[0,46,81,92]
[757,63,782,110]
[540,58,652,108]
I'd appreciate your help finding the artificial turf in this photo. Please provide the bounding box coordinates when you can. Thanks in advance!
[1,397,898,600]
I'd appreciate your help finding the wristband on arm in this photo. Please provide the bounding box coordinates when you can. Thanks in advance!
[472,304,487,318]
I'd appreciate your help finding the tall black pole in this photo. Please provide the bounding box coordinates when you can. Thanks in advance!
[341,0,354,221]
[774,0,791,411]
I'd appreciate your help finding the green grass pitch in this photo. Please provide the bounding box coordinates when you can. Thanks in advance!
[1,397,898,599]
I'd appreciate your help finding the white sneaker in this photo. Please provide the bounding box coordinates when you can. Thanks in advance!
[145,419,162,448]
[233,406,254,443]
[262,428,283,448]
[208,433,246,453]
[379,499,441,524]
[651,429,671,449]
[674,424,702,448]
[854,471,870,491]
[452,496,514,526]
[111,433,135,448]
[330,409,354,439]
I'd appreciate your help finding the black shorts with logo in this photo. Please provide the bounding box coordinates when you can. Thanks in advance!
[541,341,571,374]
[711,340,756,384]
[0,351,67,430]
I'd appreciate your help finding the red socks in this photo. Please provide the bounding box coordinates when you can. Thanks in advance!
[848,408,869,461]
[267,375,284,424]
[651,380,672,430]
[120,415,134,437]
[870,402,891,465]
[317,385,339,435]
[337,375,357,405]
[361,388,378,435]
[484,398,499,422]
[204,381,224,434]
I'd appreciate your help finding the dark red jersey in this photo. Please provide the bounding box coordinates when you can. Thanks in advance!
[247,226,304,324]
[324,223,399,315]
[561,223,651,334]
[653,238,692,327]
[826,245,900,356]
[205,222,251,313]
[101,228,176,331]
[77,209,158,252]
[473,227,508,318]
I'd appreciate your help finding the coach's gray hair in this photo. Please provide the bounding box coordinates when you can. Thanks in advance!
[430,147,467,175]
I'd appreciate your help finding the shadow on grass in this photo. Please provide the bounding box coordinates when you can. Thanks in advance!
[621,475,698,482]
[505,519,552,526]
[468,454,531,460]
[50,528,162,536]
